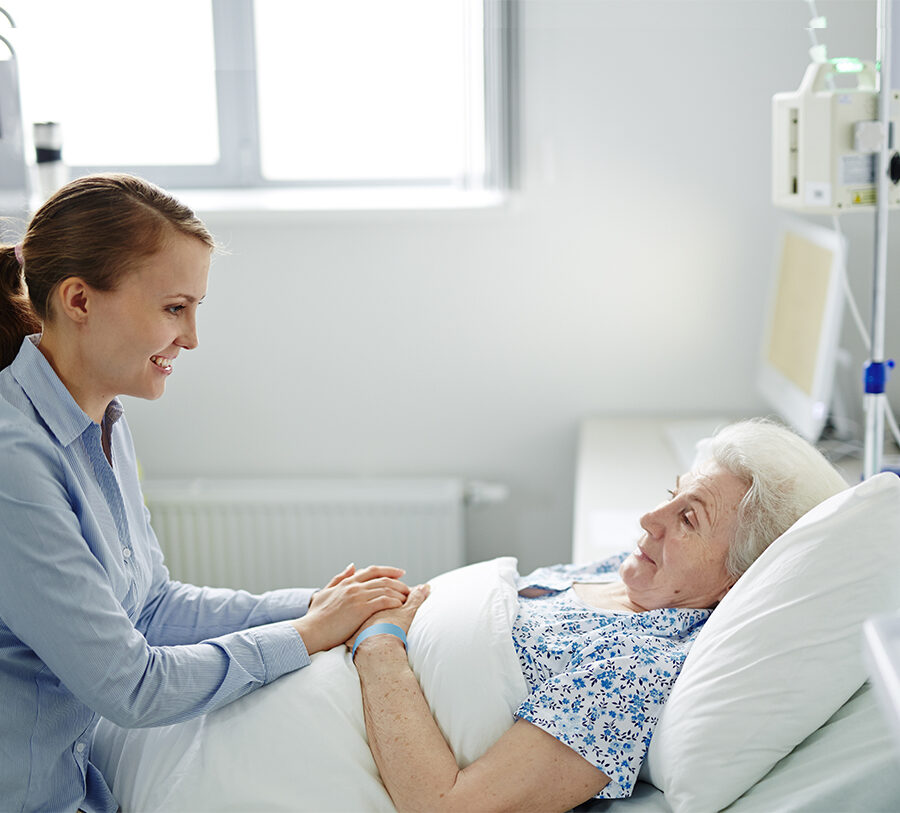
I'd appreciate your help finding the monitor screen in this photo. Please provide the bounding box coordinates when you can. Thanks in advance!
[757,218,846,442]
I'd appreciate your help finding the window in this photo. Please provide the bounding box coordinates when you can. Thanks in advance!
[6,0,509,195]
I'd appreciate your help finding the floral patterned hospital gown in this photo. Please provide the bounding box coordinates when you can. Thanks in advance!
[512,553,710,799]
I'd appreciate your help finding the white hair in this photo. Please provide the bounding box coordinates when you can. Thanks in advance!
[693,418,848,577]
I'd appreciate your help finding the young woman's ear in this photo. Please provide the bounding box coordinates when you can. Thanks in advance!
[53,278,91,324]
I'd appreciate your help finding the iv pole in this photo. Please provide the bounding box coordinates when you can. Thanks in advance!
[864,0,895,479]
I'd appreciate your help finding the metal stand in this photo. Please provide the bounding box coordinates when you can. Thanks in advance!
[865,0,895,479]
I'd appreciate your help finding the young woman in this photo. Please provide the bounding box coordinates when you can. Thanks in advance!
[0,174,409,812]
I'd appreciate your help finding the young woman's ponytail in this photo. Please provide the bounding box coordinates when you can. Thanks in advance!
[0,244,41,369]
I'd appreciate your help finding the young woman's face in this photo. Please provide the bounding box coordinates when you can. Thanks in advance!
[83,233,210,408]
[618,462,749,610]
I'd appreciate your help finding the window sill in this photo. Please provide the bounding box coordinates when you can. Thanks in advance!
[173,186,508,219]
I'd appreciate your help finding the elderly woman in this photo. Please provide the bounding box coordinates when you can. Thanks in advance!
[349,419,848,812]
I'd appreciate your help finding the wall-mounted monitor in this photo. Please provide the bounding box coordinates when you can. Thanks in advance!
[758,218,847,442]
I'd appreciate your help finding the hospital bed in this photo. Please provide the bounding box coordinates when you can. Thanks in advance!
[93,418,900,811]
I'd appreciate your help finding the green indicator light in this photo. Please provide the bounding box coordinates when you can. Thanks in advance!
[830,57,864,73]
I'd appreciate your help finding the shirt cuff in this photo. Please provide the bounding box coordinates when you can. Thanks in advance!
[252,621,311,682]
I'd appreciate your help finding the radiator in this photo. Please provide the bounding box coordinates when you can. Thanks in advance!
[142,478,467,593]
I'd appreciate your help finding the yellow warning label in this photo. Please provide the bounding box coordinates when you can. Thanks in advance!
[850,188,877,205]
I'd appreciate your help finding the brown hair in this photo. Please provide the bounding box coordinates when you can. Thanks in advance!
[0,173,214,369]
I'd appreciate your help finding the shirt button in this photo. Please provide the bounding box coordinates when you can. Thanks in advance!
[123,547,132,559]
[75,743,85,754]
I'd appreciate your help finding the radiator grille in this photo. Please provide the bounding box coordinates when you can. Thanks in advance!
[142,478,465,593]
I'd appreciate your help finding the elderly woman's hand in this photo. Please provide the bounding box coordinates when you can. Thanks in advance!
[346,583,431,656]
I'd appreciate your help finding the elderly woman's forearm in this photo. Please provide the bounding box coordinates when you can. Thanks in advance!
[354,638,609,813]
[355,639,461,812]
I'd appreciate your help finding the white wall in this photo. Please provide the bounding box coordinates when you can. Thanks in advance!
[124,0,896,576]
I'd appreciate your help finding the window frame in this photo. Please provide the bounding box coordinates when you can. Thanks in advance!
[70,0,511,195]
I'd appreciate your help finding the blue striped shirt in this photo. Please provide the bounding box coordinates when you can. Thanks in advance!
[0,336,314,812]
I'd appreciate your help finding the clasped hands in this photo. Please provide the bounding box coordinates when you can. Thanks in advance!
[292,563,429,658]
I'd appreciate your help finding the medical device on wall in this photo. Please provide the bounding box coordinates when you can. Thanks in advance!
[758,219,847,443]
[0,7,27,214]
[772,59,900,213]
[770,1,898,479]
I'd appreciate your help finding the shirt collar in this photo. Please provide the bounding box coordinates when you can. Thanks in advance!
[10,335,124,446]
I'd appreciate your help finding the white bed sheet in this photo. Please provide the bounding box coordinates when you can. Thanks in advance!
[92,557,527,811]
[585,681,900,813]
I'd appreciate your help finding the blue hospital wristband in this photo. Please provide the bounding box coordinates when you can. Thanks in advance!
[351,623,408,659]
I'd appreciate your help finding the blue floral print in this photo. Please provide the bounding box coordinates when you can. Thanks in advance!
[512,555,709,799]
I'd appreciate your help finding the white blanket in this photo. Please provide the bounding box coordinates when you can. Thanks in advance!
[92,558,527,812]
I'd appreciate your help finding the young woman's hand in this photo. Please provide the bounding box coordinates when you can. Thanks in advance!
[292,564,410,655]
[345,582,431,656]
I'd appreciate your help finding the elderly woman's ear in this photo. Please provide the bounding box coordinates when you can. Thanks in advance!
[711,577,739,608]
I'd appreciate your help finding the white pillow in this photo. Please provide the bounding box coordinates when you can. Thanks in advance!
[407,556,527,766]
[645,472,900,813]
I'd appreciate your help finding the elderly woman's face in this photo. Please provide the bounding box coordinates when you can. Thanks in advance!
[619,461,749,610]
